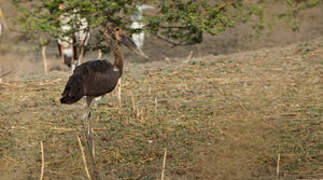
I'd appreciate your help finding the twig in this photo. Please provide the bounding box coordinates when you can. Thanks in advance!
[0,69,12,78]
[154,34,195,47]
[40,141,44,180]
[77,136,92,180]
[161,148,167,180]
[50,127,76,132]
[3,155,18,164]
[276,152,280,180]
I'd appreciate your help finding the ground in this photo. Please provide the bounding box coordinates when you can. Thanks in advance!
[0,37,322,179]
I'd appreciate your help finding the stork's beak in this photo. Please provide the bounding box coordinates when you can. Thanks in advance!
[117,32,149,59]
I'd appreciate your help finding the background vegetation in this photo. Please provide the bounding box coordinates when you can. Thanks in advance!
[13,0,323,46]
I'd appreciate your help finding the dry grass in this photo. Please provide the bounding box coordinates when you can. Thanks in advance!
[0,38,322,179]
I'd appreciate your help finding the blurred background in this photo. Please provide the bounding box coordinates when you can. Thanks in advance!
[0,0,322,78]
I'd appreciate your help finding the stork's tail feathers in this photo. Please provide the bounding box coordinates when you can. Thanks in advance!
[60,74,84,104]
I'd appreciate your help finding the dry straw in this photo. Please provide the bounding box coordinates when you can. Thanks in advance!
[41,46,48,75]
[184,51,193,63]
[77,136,92,180]
[276,152,280,180]
[40,141,44,180]
[118,78,122,108]
[97,49,102,59]
[161,148,167,180]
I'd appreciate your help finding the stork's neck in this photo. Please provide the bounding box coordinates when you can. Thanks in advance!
[106,37,124,76]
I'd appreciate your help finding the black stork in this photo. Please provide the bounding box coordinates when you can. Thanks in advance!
[60,25,146,166]
[60,25,144,106]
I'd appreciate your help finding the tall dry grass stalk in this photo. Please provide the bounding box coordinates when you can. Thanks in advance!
[97,49,102,59]
[0,69,12,78]
[137,108,144,122]
[118,78,122,108]
[130,93,145,121]
[276,153,280,180]
[77,136,92,180]
[40,141,44,180]
[41,46,48,75]
[184,51,193,63]
[161,148,167,180]
[91,128,95,160]
[0,69,12,82]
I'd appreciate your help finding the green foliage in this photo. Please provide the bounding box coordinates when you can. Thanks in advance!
[278,0,323,31]
[12,0,322,46]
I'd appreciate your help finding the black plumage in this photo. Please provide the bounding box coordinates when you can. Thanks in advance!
[60,59,120,104]
[60,26,139,106]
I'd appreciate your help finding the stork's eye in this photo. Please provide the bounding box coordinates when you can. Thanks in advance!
[115,28,120,31]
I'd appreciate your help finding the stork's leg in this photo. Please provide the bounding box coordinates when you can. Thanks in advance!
[82,97,96,163]
[85,96,93,142]
[82,98,91,133]
[82,96,100,179]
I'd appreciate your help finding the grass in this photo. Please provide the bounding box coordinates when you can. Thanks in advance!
[0,38,322,179]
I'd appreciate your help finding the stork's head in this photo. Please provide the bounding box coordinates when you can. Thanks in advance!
[104,25,149,59]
